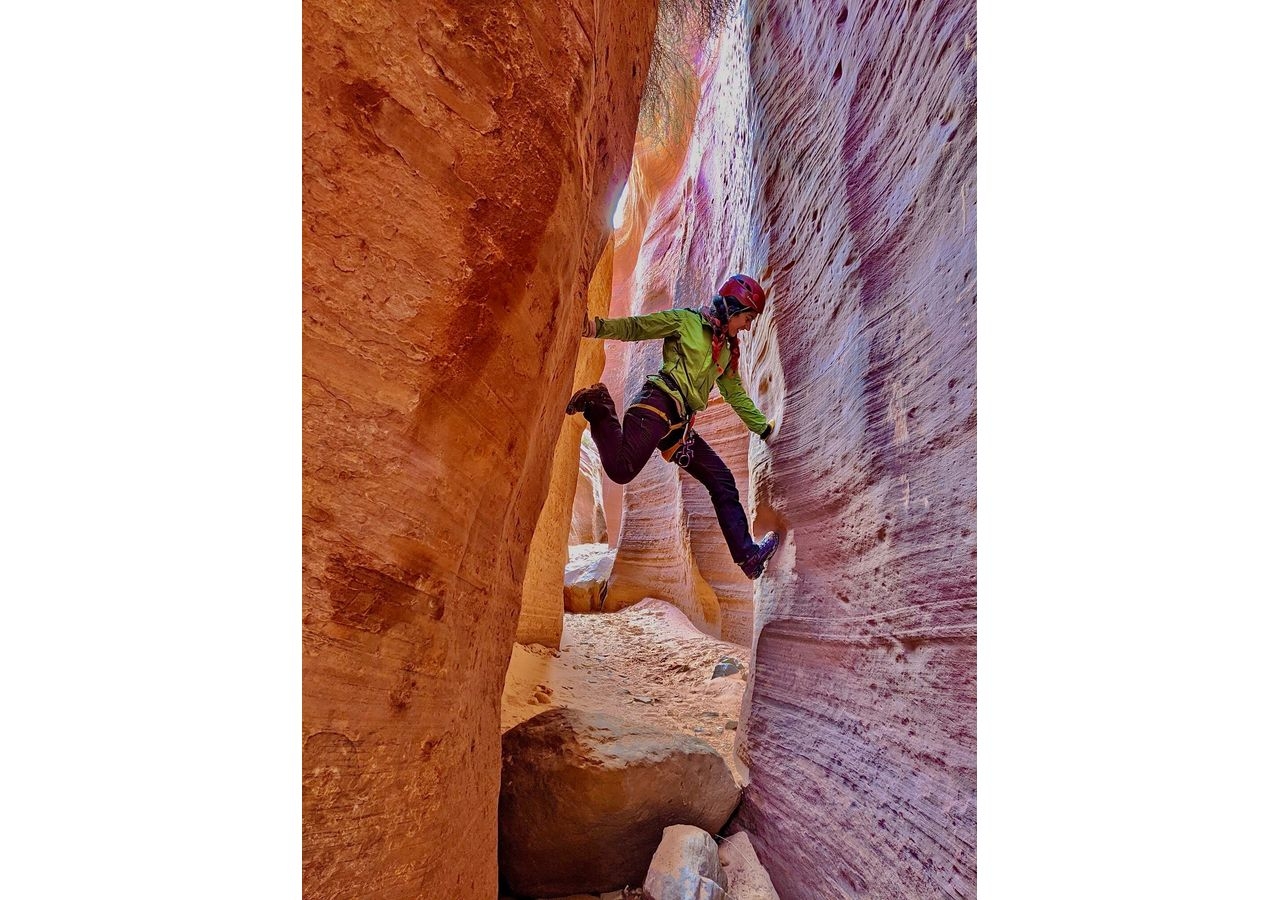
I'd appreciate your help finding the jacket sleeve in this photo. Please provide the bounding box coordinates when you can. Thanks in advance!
[593,309,687,342]
[717,370,770,435]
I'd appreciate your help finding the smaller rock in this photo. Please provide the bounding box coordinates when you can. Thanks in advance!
[725,720,738,731]
[534,690,552,704]
[633,696,654,704]
[564,544,616,612]
[643,825,728,900]
[711,657,743,679]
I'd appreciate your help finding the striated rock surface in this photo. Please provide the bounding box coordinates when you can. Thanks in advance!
[569,432,609,545]
[602,1,978,897]
[602,447,724,638]
[643,825,729,900]
[499,708,741,897]
[679,397,755,645]
[301,2,657,898]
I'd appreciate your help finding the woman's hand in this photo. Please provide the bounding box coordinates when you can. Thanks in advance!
[581,314,598,338]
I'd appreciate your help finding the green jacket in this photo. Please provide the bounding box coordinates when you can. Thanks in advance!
[593,308,770,435]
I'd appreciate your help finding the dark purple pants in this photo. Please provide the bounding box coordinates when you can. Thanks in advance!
[583,382,755,565]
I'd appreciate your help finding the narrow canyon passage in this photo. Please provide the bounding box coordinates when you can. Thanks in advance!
[303,0,976,897]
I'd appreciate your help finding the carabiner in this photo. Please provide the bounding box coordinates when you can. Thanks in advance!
[673,415,696,469]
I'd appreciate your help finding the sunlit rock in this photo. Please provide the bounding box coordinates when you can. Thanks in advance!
[569,433,609,545]
[563,542,616,613]
[643,825,729,900]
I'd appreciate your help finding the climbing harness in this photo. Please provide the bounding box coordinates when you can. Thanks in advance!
[671,412,697,469]
[628,399,696,468]
[650,372,699,468]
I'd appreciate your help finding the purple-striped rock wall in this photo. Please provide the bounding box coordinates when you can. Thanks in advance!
[604,1,977,895]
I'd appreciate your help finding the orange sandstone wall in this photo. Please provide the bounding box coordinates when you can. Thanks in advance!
[607,1,978,897]
[301,2,656,898]
[515,243,613,648]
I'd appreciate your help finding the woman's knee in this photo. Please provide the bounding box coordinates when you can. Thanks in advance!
[603,456,643,485]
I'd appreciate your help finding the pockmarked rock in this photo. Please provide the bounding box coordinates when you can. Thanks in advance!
[642,825,728,900]
[599,0,978,896]
[499,708,741,897]
[717,832,780,900]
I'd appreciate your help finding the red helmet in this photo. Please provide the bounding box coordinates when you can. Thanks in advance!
[717,274,767,315]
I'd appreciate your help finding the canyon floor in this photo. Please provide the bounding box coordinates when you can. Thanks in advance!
[502,598,752,788]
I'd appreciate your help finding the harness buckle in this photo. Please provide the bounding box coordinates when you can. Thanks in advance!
[673,412,697,468]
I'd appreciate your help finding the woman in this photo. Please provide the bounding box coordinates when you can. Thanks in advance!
[566,274,780,579]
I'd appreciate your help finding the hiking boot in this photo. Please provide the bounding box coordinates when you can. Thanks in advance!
[740,531,779,580]
[565,382,610,415]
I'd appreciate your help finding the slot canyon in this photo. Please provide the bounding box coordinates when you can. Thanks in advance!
[303,0,975,897]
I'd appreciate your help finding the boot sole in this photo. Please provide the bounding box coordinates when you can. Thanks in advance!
[742,535,779,579]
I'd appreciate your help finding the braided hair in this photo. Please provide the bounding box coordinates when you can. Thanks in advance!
[699,295,745,376]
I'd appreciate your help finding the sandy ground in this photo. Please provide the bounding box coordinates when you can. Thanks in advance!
[501,598,752,786]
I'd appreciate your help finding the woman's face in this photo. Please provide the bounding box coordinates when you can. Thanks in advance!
[727,310,757,337]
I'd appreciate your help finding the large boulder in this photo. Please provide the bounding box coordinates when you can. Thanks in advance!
[642,825,728,900]
[499,708,740,897]
[717,832,780,900]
